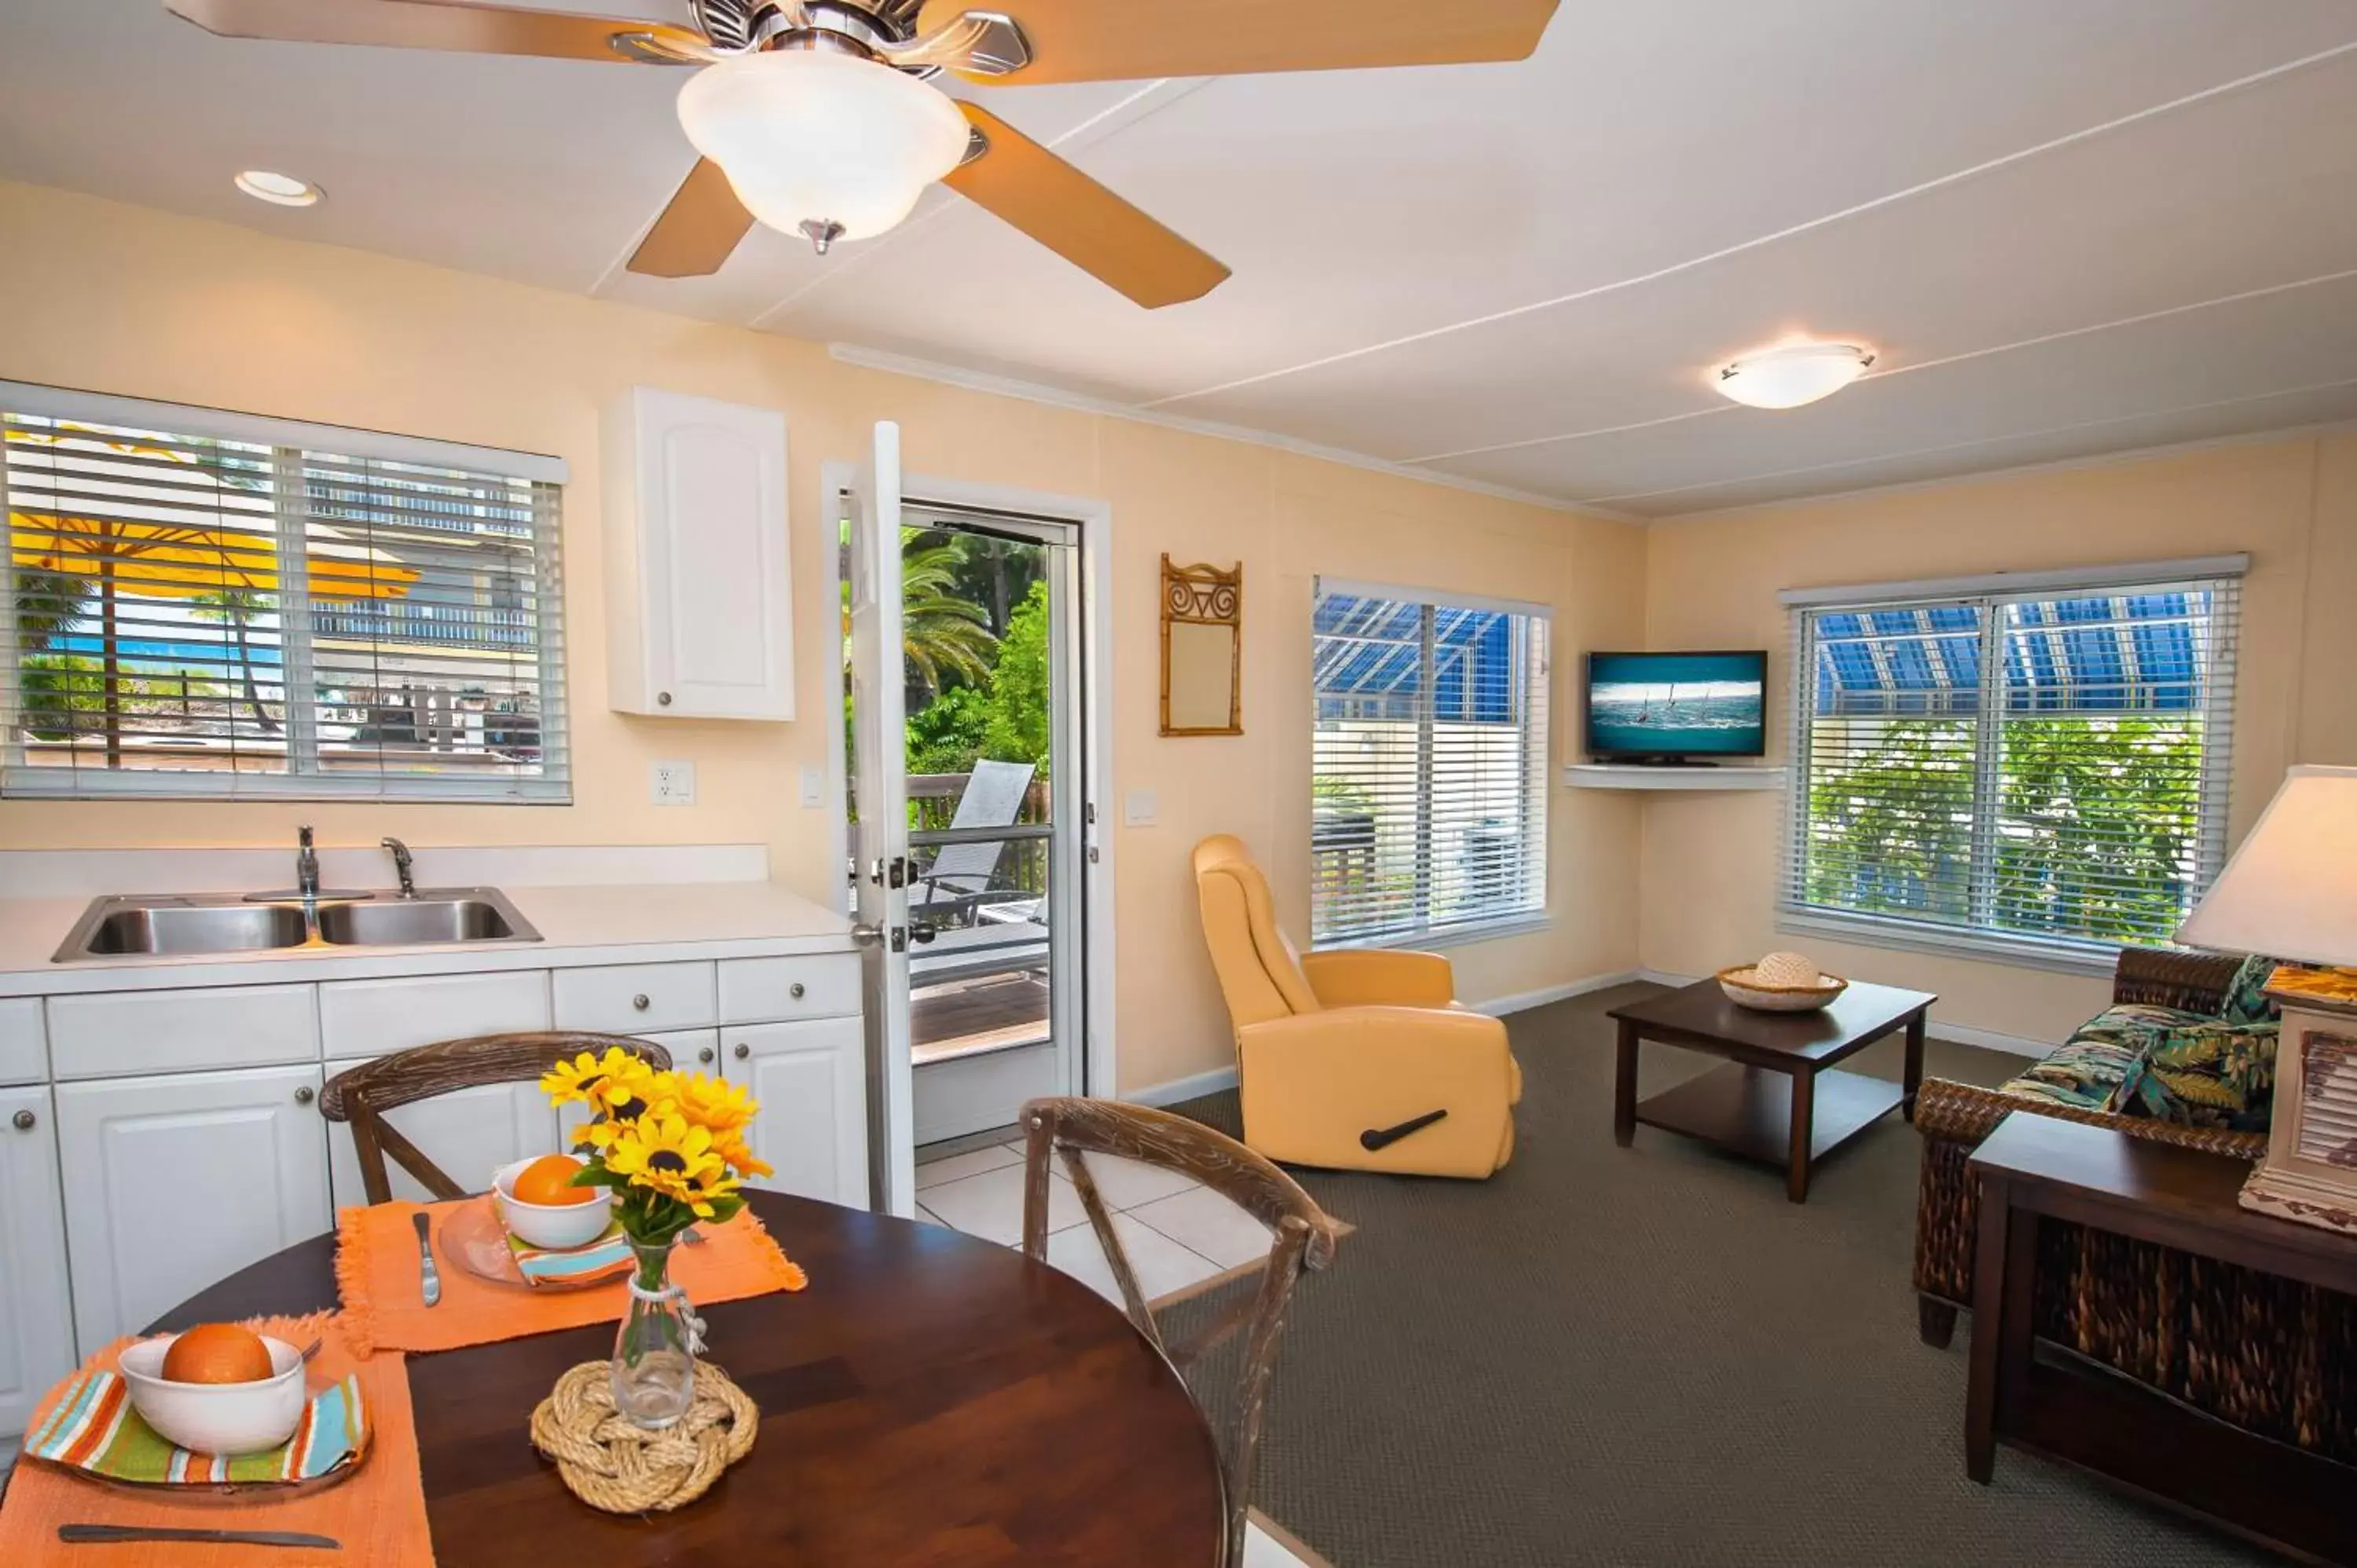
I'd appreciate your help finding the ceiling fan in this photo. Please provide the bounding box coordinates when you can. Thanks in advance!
[163,0,1560,308]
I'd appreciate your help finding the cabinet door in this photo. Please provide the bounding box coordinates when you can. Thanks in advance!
[55,1066,329,1354]
[0,1087,76,1443]
[324,1059,566,1209]
[722,1020,865,1207]
[623,388,793,720]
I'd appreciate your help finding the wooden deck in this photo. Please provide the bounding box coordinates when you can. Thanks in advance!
[911,971,1050,1065]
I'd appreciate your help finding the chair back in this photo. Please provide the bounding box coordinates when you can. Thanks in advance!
[318,1031,673,1205]
[918,759,1039,902]
[1018,1096,1341,1566]
[1192,834,1320,1033]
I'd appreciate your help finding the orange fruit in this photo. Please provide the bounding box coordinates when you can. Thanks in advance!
[512,1152,595,1207]
[161,1323,275,1385]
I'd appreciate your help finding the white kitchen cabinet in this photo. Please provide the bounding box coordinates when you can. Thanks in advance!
[0,999,45,1086]
[604,387,794,720]
[553,961,715,1035]
[720,1018,865,1207]
[323,1058,565,1210]
[54,1065,330,1354]
[319,971,548,1059]
[0,1087,75,1444]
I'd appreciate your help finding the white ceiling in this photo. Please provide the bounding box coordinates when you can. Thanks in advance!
[5,1,2355,517]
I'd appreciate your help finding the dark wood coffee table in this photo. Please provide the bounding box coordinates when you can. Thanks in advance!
[1607,978,1934,1201]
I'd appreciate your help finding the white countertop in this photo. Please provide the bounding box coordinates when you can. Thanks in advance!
[0,879,856,998]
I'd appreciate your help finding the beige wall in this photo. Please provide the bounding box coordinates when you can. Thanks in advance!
[1640,431,2357,1045]
[0,181,1647,1092]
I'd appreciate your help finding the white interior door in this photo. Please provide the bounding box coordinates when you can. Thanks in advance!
[849,423,915,1217]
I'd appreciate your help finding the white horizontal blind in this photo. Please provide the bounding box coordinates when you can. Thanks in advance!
[1312,583,1549,947]
[1785,569,2240,956]
[2,396,567,801]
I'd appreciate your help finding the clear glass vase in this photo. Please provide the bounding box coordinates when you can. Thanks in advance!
[610,1237,703,1430]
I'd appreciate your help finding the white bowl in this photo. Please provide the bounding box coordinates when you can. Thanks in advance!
[1717,965,1848,1012]
[118,1332,306,1456]
[492,1157,613,1250]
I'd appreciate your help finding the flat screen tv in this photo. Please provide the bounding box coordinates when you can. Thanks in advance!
[1584,650,1766,762]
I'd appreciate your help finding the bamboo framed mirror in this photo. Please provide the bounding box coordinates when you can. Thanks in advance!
[1160,555,1242,736]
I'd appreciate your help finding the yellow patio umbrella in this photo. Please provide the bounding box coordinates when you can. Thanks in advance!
[7,423,420,767]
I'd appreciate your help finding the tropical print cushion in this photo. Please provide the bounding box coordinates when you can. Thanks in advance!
[1996,1004,2207,1115]
[2118,1020,2278,1130]
[2220,952,2288,1025]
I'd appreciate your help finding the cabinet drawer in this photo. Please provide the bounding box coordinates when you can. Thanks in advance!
[321,971,550,1059]
[719,955,860,1024]
[0,998,44,1085]
[552,963,715,1034]
[49,985,317,1079]
[636,1028,720,1071]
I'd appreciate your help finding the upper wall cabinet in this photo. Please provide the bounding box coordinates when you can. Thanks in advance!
[605,387,794,720]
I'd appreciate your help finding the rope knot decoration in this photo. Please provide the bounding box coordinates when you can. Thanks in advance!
[529,1360,758,1513]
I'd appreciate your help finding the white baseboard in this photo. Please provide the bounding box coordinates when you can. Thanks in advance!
[1634,968,2049,1057]
[1124,1064,1240,1108]
[1469,969,1642,1017]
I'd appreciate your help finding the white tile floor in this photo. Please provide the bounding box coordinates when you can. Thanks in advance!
[915,1138,1267,1307]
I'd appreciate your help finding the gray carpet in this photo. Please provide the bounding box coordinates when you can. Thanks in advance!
[1165,983,2273,1568]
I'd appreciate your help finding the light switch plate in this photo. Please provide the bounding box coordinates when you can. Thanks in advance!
[1122,789,1159,826]
[800,764,825,808]
[651,760,697,807]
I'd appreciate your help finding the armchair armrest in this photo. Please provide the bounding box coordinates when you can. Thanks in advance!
[1299,948,1456,1009]
[1236,1006,1513,1177]
[2111,947,2240,1013]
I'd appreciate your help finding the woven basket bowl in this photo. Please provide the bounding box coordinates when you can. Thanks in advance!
[1716,965,1848,1012]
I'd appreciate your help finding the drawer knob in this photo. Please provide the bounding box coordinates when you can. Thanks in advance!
[698,1046,715,1064]
[10,1108,32,1131]
[294,1086,316,1106]
[733,1042,750,1061]
[789,982,806,1000]
[657,691,673,707]
[632,994,651,1011]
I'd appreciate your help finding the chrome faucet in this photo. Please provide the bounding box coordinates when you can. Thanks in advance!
[382,837,416,899]
[295,825,319,904]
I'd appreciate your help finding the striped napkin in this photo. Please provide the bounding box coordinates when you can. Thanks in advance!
[23,1367,368,1486]
[504,1214,633,1288]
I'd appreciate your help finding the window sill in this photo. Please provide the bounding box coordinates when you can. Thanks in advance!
[1314,914,1555,955]
[1775,907,2120,978]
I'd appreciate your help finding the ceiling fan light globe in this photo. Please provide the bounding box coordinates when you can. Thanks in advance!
[676,50,969,243]
[1712,343,1875,410]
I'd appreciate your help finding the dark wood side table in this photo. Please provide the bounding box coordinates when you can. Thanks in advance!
[1967,1113,2357,1566]
[1607,978,1933,1202]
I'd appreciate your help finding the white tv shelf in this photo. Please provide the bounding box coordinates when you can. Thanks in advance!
[1564,764,1786,792]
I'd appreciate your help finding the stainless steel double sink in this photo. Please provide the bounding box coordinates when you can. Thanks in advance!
[54,889,542,962]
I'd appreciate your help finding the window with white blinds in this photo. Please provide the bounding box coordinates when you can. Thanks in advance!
[2,384,568,801]
[1312,581,1550,947]
[1783,560,2242,962]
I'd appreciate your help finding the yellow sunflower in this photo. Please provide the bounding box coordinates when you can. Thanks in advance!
[661,1072,758,1134]
[540,1048,662,1119]
[711,1128,774,1180]
[606,1112,739,1215]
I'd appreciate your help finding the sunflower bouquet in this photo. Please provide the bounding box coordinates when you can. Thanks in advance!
[539,1046,774,1255]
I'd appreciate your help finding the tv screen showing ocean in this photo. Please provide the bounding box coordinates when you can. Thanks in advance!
[1586,652,1763,756]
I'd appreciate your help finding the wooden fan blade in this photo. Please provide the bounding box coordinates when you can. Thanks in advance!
[943,105,1228,309]
[628,159,756,278]
[164,0,700,64]
[917,0,1557,84]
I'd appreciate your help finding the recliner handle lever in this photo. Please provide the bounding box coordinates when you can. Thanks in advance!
[1360,1108,1449,1152]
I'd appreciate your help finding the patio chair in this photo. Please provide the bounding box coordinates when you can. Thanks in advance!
[910,759,1048,988]
[912,758,1037,913]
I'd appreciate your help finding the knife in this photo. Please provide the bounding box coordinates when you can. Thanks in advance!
[60,1523,341,1549]
[413,1210,442,1307]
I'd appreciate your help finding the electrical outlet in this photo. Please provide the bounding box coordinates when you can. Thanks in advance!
[651,760,697,807]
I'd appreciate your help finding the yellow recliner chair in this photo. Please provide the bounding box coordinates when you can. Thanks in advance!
[1192,834,1521,1178]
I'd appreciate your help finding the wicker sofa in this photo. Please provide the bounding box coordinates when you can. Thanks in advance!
[1912,948,2357,1465]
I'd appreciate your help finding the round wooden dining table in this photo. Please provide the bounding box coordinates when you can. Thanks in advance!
[153,1190,1228,1566]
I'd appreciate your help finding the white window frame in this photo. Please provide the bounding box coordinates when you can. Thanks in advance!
[0,381,570,804]
[1310,577,1552,951]
[1778,555,2245,974]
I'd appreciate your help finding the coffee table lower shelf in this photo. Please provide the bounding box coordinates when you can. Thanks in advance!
[1634,1064,1904,1167]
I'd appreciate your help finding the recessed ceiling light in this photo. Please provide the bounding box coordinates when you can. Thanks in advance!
[234,170,323,208]
[1713,342,1876,410]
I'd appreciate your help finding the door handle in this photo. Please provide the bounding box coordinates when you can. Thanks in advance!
[851,922,885,947]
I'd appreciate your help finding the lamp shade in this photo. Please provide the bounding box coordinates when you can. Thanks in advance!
[2175,764,2357,965]
[676,51,970,243]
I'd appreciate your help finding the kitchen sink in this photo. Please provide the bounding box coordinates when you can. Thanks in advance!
[53,888,541,962]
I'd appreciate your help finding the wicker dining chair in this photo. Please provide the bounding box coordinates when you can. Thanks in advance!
[1017,1097,1343,1567]
[318,1031,673,1205]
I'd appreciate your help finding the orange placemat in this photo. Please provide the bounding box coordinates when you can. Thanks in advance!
[0,1313,427,1568]
[335,1200,806,1355]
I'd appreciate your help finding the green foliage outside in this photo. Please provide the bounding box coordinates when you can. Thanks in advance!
[904,683,991,775]
[1802,714,2204,947]
[17,654,219,742]
[899,577,1050,777]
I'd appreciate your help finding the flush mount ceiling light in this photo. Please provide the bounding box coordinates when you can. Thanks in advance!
[675,49,969,252]
[233,169,323,207]
[1713,342,1876,410]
